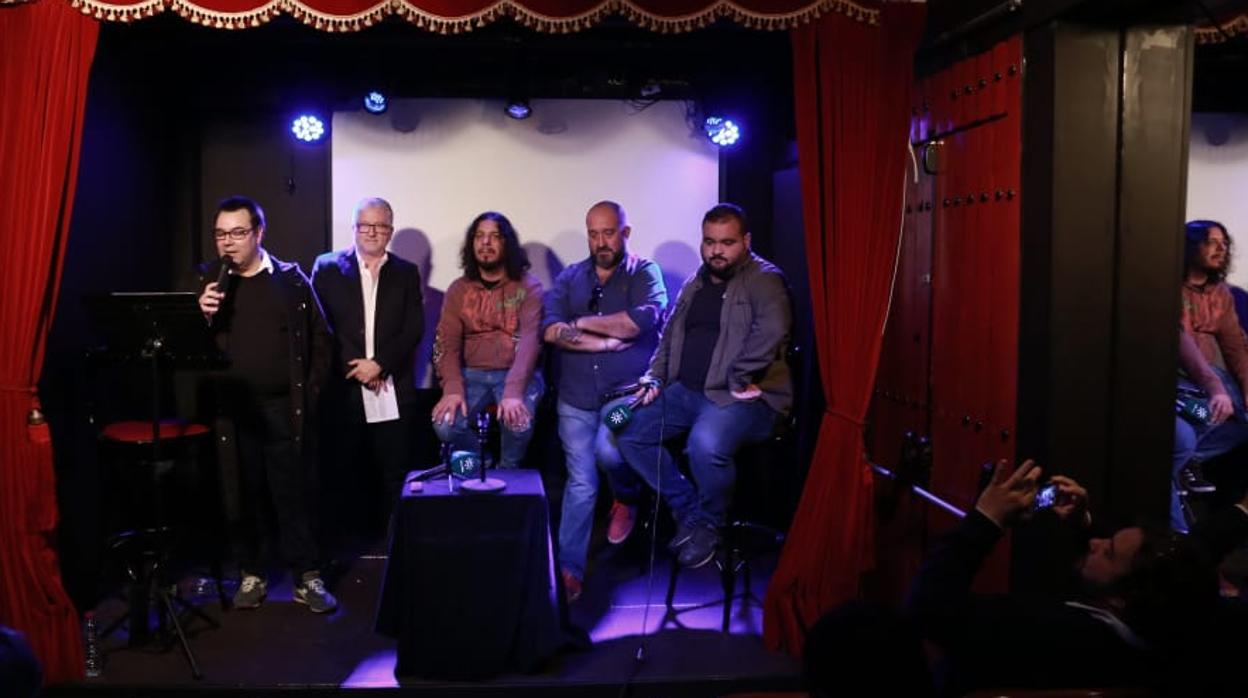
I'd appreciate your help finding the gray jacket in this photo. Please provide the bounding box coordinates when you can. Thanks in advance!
[646,253,793,415]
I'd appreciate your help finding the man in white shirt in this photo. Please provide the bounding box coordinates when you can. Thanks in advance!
[312,198,424,524]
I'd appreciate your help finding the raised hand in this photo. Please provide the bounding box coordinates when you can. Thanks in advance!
[974,459,1042,528]
[1048,474,1089,523]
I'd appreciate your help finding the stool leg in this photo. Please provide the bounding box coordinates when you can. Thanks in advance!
[127,568,153,646]
[720,552,734,633]
[742,557,753,604]
[157,589,203,680]
[662,559,681,628]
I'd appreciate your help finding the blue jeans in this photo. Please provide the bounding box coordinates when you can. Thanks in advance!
[433,368,544,469]
[1172,369,1248,531]
[615,382,778,528]
[555,398,645,578]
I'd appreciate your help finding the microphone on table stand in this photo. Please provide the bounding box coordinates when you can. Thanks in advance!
[461,409,505,493]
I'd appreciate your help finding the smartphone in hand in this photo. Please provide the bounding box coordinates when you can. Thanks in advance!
[1032,482,1059,510]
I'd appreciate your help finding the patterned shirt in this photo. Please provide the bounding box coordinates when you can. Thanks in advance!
[1181,281,1248,393]
[433,272,543,400]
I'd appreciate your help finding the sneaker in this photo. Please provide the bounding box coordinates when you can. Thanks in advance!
[233,574,267,609]
[606,500,637,545]
[560,567,583,604]
[294,576,338,614]
[676,523,721,569]
[1179,462,1216,494]
[668,521,696,553]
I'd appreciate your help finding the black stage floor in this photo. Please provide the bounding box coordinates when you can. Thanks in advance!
[44,531,801,697]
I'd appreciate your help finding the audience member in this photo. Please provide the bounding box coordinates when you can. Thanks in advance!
[908,459,1248,695]
[802,601,934,697]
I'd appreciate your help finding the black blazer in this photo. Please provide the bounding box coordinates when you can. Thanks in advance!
[311,248,424,412]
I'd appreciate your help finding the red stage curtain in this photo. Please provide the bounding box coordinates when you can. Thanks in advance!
[6,0,878,32]
[0,0,98,684]
[763,2,924,656]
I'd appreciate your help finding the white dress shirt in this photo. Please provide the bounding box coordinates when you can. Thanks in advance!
[357,249,400,423]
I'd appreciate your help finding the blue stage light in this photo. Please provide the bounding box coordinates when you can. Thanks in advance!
[505,100,532,120]
[704,116,741,147]
[363,91,387,114]
[291,114,326,143]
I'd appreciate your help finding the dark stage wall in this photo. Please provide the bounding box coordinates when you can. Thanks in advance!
[42,18,810,610]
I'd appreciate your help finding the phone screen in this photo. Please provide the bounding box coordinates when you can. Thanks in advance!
[1033,483,1058,510]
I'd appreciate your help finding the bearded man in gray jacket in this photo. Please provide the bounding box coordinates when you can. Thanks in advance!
[615,203,792,569]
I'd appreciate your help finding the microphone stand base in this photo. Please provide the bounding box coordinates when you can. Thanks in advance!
[460,477,506,494]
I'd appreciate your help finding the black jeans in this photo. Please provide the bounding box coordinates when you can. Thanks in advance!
[337,404,417,523]
[233,394,319,579]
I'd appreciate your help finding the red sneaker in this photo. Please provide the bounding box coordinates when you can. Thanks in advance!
[1219,573,1241,599]
[606,500,637,545]
[561,567,583,603]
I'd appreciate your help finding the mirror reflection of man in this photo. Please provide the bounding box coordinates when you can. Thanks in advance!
[312,197,424,526]
[542,201,664,601]
[197,195,337,614]
[1174,220,1248,528]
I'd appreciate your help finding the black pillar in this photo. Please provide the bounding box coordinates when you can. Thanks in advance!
[1018,21,1192,526]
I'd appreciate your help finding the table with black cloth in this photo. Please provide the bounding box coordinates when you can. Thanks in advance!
[374,468,563,679]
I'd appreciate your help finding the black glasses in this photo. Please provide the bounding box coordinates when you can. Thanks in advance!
[588,284,604,314]
[213,227,253,241]
[355,223,394,236]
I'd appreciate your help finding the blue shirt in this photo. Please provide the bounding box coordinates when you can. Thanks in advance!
[542,254,667,410]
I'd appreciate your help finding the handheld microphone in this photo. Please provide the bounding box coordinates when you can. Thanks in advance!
[214,255,236,290]
[604,391,649,433]
[599,377,661,404]
[601,383,644,404]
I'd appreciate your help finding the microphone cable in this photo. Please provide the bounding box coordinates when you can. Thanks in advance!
[620,385,666,697]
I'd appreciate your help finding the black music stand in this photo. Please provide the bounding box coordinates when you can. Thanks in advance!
[89,292,220,463]
[87,292,223,680]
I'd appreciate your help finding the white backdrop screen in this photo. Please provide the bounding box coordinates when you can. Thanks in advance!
[332,98,719,293]
[331,98,720,386]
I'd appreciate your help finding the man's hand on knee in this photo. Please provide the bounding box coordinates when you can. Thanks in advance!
[432,393,467,426]
[499,397,531,431]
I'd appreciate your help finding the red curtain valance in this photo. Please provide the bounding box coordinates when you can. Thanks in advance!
[0,0,878,32]
[1196,12,1248,44]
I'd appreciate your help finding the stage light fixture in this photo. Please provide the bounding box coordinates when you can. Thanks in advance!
[291,114,326,143]
[363,91,388,114]
[505,100,532,120]
[704,117,741,147]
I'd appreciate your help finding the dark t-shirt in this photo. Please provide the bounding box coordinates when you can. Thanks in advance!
[677,276,725,392]
[224,272,291,397]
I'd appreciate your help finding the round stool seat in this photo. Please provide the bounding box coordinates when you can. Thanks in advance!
[101,420,210,444]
